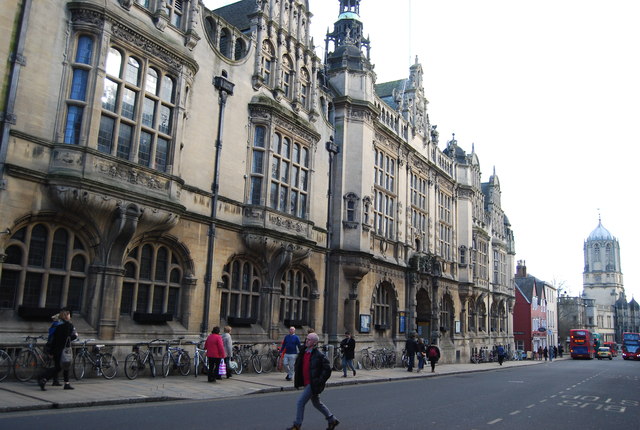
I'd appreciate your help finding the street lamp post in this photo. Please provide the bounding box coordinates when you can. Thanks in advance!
[201,75,234,337]
[322,137,339,339]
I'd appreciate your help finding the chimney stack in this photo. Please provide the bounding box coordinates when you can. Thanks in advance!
[516,260,527,277]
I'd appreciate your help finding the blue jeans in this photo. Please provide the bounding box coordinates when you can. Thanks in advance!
[294,384,334,426]
[417,354,425,370]
[342,356,355,376]
[284,354,297,379]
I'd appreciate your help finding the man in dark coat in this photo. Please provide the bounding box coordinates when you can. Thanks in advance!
[38,308,77,390]
[405,332,419,372]
[286,333,339,430]
[339,331,356,377]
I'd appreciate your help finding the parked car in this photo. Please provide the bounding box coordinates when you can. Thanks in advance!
[597,347,613,360]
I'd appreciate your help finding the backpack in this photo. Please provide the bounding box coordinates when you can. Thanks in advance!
[46,320,63,351]
[428,347,438,358]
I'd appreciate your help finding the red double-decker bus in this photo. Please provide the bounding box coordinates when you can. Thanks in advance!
[622,332,640,360]
[570,329,595,359]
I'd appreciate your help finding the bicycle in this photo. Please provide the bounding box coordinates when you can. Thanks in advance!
[360,347,373,370]
[14,335,51,382]
[124,339,162,380]
[190,340,209,377]
[0,348,12,382]
[234,344,262,374]
[260,343,281,374]
[73,339,119,380]
[161,337,191,377]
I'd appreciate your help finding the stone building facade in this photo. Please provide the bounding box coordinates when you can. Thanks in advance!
[0,0,515,363]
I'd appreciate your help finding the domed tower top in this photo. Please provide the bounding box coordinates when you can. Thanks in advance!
[583,215,624,306]
[587,218,614,241]
[325,0,372,72]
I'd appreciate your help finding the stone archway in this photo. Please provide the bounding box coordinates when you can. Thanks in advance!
[416,288,431,339]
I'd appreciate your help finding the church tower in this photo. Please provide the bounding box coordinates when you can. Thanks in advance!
[583,217,624,306]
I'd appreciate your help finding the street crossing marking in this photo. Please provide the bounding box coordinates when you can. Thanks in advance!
[487,418,503,425]
[509,410,521,415]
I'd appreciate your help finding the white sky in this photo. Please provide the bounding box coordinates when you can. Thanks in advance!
[204,0,640,300]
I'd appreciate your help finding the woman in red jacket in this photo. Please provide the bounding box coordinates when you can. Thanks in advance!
[204,326,225,382]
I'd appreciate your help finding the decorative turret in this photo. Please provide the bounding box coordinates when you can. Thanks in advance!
[325,0,372,72]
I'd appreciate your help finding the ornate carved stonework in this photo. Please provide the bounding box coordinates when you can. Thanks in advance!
[70,7,105,27]
[93,160,169,191]
[268,213,304,233]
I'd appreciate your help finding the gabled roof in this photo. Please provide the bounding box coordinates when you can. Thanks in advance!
[374,79,406,110]
[514,276,546,303]
[212,0,256,32]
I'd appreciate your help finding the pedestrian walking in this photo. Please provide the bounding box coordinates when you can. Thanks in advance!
[38,308,77,390]
[340,331,356,377]
[221,326,233,378]
[204,326,225,382]
[543,346,548,361]
[282,326,301,381]
[549,345,554,362]
[496,344,505,366]
[405,332,418,372]
[286,333,339,430]
[537,346,543,361]
[416,338,426,372]
[45,312,64,387]
[426,342,440,373]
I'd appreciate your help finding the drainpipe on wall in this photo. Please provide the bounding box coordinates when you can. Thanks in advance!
[201,74,234,337]
[0,0,32,191]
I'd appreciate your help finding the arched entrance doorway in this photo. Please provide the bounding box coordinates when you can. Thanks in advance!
[416,288,431,339]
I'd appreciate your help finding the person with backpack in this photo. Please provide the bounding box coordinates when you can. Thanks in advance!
[38,308,77,390]
[496,344,506,366]
[339,331,356,377]
[426,342,441,373]
[45,313,64,386]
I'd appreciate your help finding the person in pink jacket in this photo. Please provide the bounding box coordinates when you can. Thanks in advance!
[204,326,226,382]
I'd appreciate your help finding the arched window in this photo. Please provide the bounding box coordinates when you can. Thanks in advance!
[499,302,507,332]
[262,41,275,86]
[219,257,261,322]
[299,68,310,109]
[279,269,310,325]
[100,46,176,172]
[490,302,498,332]
[440,294,453,333]
[282,55,293,98]
[219,28,231,58]
[372,282,393,329]
[234,38,246,60]
[64,35,95,144]
[477,301,487,332]
[0,224,88,311]
[468,298,476,332]
[120,243,183,317]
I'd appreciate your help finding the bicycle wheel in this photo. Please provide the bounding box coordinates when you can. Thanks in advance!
[161,351,172,377]
[178,352,191,376]
[230,353,243,375]
[194,354,203,377]
[373,354,382,370]
[361,354,372,370]
[251,354,263,374]
[73,353,87,380]
[148,354,157,377]
[14,350,38,382]
[333,354,343,371]
[124,353,140,380]
[261,354,274,373]
[100,353,118,379]
[0,350,11,382]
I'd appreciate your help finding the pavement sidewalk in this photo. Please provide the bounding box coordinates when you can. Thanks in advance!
[0,357,566,413]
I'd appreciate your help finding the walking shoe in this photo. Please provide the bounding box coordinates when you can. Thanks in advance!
[342,374,347,378]
[352,369,356,376]
[52,381,62,386]
[38,378,46,391]
[327,418,340,430]
[63,384,74,390]
[285,376,292,381]
[286,424,301,430]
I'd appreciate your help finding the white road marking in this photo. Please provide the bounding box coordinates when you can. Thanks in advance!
[488,418,503,425]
